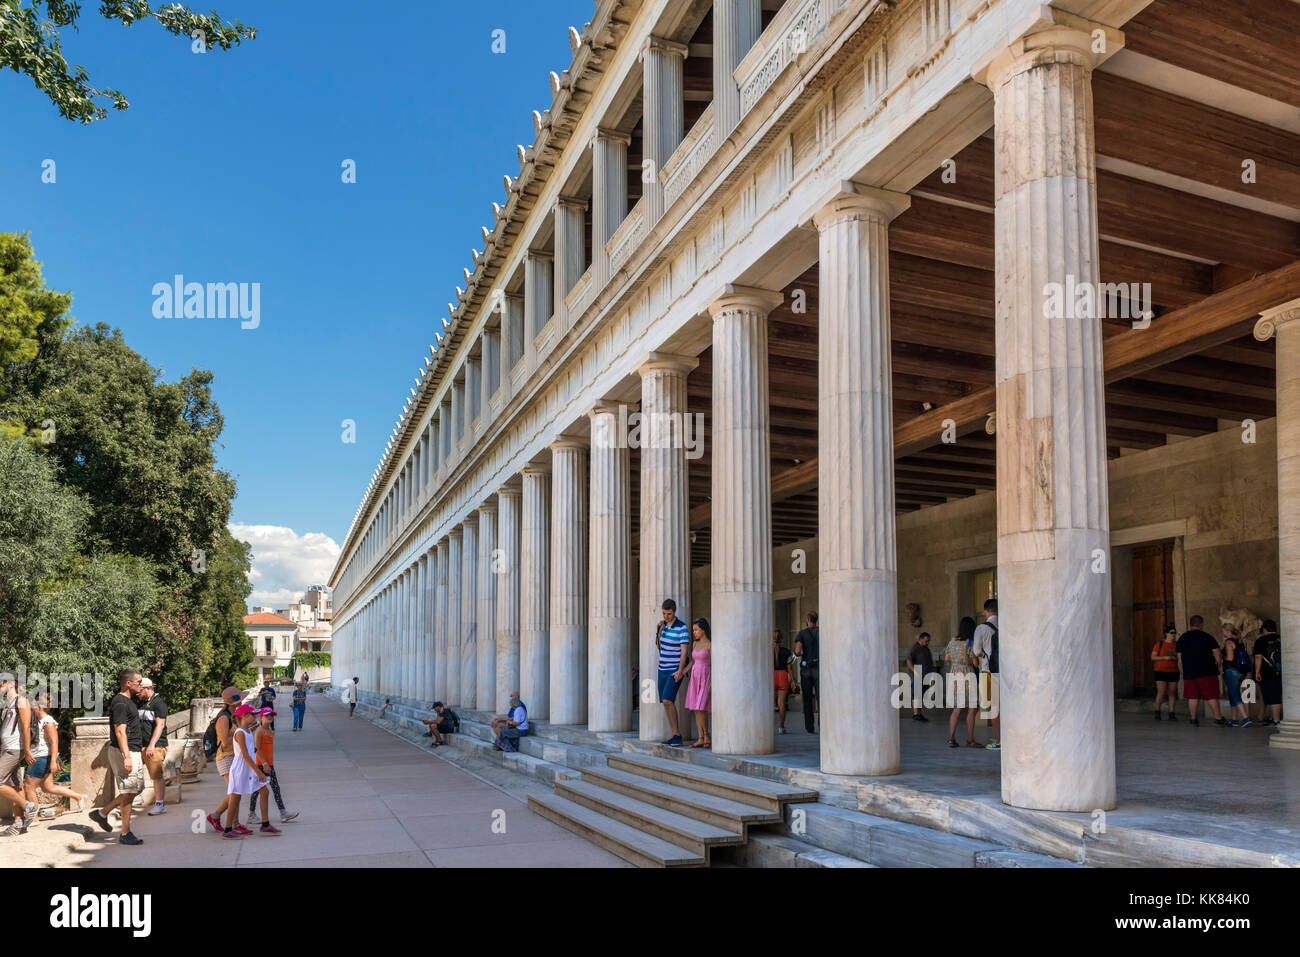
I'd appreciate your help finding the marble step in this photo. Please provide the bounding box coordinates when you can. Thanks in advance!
[608,752,818,813]
[578,765,779,833]
[716,833,879,868]
[554,778,745,858]
[527,793,707,867]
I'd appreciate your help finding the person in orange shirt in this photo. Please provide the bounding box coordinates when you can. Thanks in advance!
[1151,623,1180,720]
[247,708,298,827]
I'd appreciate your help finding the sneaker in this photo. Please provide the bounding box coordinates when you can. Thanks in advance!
[1238,718,1253,728]
[1153,711,1162,720]
[776,727,786,735]
[916,714,929,723]
[664,735,682,747]
[89,808,112,832]
[1214,718,1230,727]
[985,741,1001,750]
[912,714,924,722]
[22,802,37,827]
[1190,719,1200,727]
[0,825,20,837]
[279,810,299,823]
[1167,714,1177,722]
[205,813,223,832]
[259,824,282,836]
[147,801,166,816]
[120,831,143,846]
[249,810,260,825]
[233,824,253,836]
[223,829,242,840]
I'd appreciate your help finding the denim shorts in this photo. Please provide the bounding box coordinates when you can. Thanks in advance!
[657,669,683,703]
[26,756,50,779]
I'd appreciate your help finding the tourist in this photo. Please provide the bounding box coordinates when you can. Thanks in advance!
[773,630,795,735]
[205,687,248,835]
[259,681,277,711]
[972,599,1000,749]
[794,612,820,734]
[682,619,713,749]
[656,598,691,747]
[137,677,170,816]
[944,617,979,748]
[1253,619,1283,726]
[223,704,277,838]
[291,681,308,731]
[380,697,392,718]
[0,673,35,838]
[1176,616,1226,727]
[89,668,146,845]
[906,632,935,722]
[247,708,297,825]
[422,701,458,746]
[1221,628,1253,727]
[344,677,359,717]
[494,692,530,752]
[23,693,88,818]
[1151,624,1180,720]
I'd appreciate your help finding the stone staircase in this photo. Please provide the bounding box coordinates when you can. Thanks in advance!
[527,752,818,867]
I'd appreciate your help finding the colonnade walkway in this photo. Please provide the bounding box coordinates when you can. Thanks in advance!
[9,696,626,868]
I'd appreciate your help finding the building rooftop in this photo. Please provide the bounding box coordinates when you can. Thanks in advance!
[243,612,298,627]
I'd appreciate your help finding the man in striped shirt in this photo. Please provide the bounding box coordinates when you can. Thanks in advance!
[656,598,691,746]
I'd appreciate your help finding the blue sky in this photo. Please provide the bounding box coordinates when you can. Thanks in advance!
[2,0,591,604]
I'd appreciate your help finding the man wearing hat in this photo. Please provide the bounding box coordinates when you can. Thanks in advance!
[137,677,169,817]
[205,687,251,835]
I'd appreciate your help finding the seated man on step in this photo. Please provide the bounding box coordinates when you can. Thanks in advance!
[422,702,458,747]
[493,693,529,753]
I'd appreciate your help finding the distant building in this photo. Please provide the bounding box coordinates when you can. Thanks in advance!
[244,586,333,682]
[242,612,298,683]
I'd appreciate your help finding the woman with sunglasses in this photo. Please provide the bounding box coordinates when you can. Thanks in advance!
[1151,623,1180,720]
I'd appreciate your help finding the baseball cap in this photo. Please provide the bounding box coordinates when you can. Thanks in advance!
[234,704,258,716]
[257,707,276,716]
[140,677,154,688]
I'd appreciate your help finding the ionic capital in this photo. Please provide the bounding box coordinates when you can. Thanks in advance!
[1254,298,1300,341]
[637,351,699,378]
[972,8,1123,91]
[595,127,632,147]
[706,284,784,320]
[641,35,689,62]
[556,194,588,213]
[808,180,911,231]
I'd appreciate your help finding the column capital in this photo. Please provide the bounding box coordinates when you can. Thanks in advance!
[459,516,478,530]
[477,501,498,517]
[448,526,463,541]
[972,8,1123,90]
[549,438,589,453]
[521,464,551,477]
[556,194,588,212]
[808,181,911,231]
[588,400,624,419]
[707,284,783,319]
[1255,298,1300,340]
[595,126,633,146]
[497,480,523,498]
[525,247,553,263]
[641,35,688,62]
[638,351,699,378]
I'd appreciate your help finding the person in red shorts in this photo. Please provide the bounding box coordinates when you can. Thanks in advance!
[1176,615,1227,727]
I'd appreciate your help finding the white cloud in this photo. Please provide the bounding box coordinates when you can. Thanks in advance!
[228,523,341,609]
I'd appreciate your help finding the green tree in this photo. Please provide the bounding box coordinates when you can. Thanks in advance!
[0,1,256,123]
[0,232,72,412]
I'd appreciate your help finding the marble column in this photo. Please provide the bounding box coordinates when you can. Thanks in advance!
[638,355,697,741]
[452,376,465,448]
[459,519,478,709]
[496,483,523,714]
[421,551,433,704]
[446,528,463,706]
[525,251,554,350]
[554,197,587,324]
[593,128,631,287]
[813,185,910,775]
[502,292,524,383]
[641,36,687,225]
[402,567,412,700]
[589,403,634,732]
[440,400,452,461]
[1255,300,1300,750]
[977,20,1117,811]
[477,502,498,712]
[520,466,552,719]
[713,0,762,139]
[434,540,449,701]
[550,441,589,726]
[708,286,781,755]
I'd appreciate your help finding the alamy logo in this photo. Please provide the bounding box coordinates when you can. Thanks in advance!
[592,404,704,459]
[49,887,151,937]
[1041,274,1152,323]
[152,275,261,329]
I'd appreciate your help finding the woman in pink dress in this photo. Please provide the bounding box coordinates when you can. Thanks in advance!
[683,618,712,748]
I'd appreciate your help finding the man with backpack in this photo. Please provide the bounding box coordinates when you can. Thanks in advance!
[422,702,458,747]
[794,612,820,735]
[204,687,248,834]
[1254,619,1283,726]
[972,599,1000,750]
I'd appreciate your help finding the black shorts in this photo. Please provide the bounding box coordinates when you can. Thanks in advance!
[1154,672,1179,684]
[437,719,455,734]
[1262,678,1283,706]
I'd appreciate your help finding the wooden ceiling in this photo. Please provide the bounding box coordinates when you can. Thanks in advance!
[629,0,1300,566]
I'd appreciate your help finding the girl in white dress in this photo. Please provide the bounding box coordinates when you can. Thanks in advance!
[223,705,274,839]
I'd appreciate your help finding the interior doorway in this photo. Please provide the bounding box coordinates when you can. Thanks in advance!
[1131,541,1175,693]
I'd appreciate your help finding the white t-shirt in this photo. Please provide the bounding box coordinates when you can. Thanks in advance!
[343,684,358,703]
[972,616,998,671]
[32,714,56,758]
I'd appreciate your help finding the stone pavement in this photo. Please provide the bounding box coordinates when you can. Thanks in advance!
[3,697,627,868]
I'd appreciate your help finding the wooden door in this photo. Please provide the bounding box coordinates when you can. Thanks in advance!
[1132,542,1175,692]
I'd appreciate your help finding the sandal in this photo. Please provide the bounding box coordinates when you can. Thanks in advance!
[947,739,959,748]
[690,742,705,749]
[967,740,979,747]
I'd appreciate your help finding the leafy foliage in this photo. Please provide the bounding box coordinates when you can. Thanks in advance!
[0,0,256,123]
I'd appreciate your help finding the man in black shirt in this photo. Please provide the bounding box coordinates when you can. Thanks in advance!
[138,677,169,816]
[794,612,820,734]
[90,668,146,845]
[906,633,935,722]
[1253,619,1283,725]
[1176,616,1226,727]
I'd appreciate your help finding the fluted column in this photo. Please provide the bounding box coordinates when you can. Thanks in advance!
[440,400,452,462]
[1255,301,1300,749]
[459,519,478,709]
[593,129,631,287]
[641,36,687,225]
[709,285,782,755]
[477,502,498,711]
[402,566,413,700]
[446,528,463,706]
[520,467,552,719]
[502,292,524,384]
[554,196,587,326]
[812,184,910,775]
[976,17,1119,810]
[434,540,449,701]
[713,0,762,139]
[550,441,589,726]
[524,251,554,365]
[496,484,523,714]
[638,355,698,741]
[420,551,432,704]
[589,403,634,732]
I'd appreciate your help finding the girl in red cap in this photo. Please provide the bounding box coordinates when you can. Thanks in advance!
[222,704,280,838]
